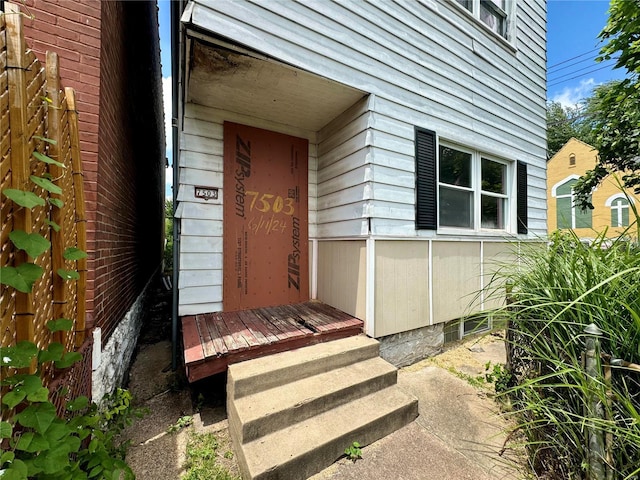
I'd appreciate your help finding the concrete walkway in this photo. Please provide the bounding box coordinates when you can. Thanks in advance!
[309,334,525,480]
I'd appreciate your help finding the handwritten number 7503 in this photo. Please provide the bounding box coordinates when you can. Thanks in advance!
[245,191,294,215]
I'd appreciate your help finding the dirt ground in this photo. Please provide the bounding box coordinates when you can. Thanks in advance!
[122,277,511,479]
[122,275,240,479]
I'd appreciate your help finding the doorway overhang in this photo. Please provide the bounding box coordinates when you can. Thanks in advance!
[185,36,366,133]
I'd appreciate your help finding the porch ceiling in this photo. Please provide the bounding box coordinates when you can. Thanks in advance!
[187,40,366,133]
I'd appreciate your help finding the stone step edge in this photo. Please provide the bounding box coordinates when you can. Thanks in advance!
[237,386,419,480]
[228,335,380,399]
[229,356,399,444]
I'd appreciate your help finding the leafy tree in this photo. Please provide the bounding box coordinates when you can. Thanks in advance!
[573,0,640,209]
[164,199,174,272]
[547,101,574,158]
[546,101,583,158]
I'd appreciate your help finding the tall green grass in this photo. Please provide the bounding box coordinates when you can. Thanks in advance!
[483,220,640,478]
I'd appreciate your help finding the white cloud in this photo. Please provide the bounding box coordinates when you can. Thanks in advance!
[551,78,596,108]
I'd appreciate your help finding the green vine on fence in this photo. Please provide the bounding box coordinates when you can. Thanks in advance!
[0,142,84,293]
[1,145,138,479]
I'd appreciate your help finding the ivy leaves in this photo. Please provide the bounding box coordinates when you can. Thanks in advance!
[9,230,51,258]
[64,247,88,261]
[2,189,45,209]
[0,145,87,293]
[1,376,50,410]
[0,336,133,479]
[0,263,44,293]
[0,232,86,292]
[0,227,87,293]
[30,175,62,195]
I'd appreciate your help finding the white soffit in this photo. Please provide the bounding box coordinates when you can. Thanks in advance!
[187,39,366,132]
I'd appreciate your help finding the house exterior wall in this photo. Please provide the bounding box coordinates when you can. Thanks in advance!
[22,0,102,322]
[92,3,164,403]
[20,1,165,400]
[316,240,367,320]
[186,0,547,237]
[374,241,430,337]
[177,103,320,316]
[482,241,518,310]
[316,96,372,237]
[547,138,638,238]
[177,0,546,342]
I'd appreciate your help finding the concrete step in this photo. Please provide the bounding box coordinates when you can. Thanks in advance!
[238,386,419,480]
[229,356,398,444]
[228,335,380,399]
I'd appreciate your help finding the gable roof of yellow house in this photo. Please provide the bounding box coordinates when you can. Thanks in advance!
[547,138,638,238]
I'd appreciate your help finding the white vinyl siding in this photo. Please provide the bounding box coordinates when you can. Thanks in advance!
[316,98,371,237]
[188,0,547,238]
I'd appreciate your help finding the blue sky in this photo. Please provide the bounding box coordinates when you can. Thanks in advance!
[158,1,173,198]
[547,0,625,107]
[158,1,626,197]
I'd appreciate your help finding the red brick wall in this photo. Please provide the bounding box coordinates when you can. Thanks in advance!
[22,0,102,328]
[20,1,164,343]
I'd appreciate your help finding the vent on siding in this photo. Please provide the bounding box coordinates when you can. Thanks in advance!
[517,161,528,234]
[443,318,491,344]
[463,317,490,336]
[415,127,437,230]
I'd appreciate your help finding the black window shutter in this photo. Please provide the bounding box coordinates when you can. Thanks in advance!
[517,160,528,234]
[415,127,437,230]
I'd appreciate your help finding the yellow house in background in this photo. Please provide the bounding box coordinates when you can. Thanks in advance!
[547,138,638,238]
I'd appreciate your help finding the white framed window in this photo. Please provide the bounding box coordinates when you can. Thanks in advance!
[437,143,512,232]
[605,193,633,227]
[454,0,510,39]
[414,128,527,234]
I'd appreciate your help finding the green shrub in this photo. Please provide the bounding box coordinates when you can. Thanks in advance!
[484,224,640,478]
[164,200,174,273]
[0,340,144,479]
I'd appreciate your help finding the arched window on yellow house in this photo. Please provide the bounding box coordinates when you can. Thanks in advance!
[605,193,633,227]
[551,175,592,229]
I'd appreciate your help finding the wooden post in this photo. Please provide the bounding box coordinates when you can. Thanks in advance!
[584,323,606,480]
[603,358,613,480]
[505,282,514,371]
[46,51,67,348]
[65,87,87,347]
[5,3,35,351]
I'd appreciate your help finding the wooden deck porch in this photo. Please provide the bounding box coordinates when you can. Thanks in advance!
[181,301,364,382]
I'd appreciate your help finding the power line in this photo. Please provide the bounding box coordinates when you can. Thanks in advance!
[548,58,618,83]
[548,47,601,70]
[547,63,618,88]
[549,55,599,75]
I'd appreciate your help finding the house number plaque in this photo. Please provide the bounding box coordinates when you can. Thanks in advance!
[194,186,218,200]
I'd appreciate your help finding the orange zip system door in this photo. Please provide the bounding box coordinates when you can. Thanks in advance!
[223,122,309,311]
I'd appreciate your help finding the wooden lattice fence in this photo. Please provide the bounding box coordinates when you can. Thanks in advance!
[1,4,91,406]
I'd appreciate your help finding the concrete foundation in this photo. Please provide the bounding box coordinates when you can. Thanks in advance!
[378,323,444,368]
[91,275,154,404]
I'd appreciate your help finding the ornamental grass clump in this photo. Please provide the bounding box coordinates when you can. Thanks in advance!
[484,220,640,479]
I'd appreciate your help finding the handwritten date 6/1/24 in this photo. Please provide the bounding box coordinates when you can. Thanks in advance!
[248,214,287,235]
